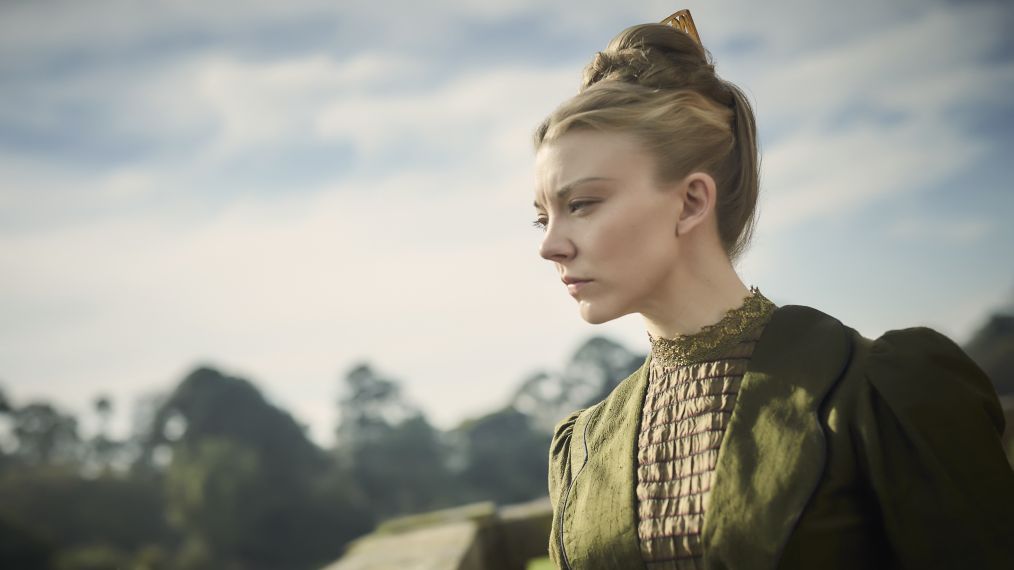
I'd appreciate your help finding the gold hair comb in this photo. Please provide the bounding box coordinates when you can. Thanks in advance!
[660,9,703,47]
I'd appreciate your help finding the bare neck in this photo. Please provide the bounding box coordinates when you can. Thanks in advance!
[640,248,751,338]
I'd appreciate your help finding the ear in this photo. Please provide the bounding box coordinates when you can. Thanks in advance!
[675,171,716,236]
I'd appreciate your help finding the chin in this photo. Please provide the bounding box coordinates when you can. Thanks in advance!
[578,301,625,325]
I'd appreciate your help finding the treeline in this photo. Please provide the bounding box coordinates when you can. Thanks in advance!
[0,336,645,570]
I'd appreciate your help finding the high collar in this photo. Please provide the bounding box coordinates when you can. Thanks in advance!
[561,304,853,570]
[647,286,777,367]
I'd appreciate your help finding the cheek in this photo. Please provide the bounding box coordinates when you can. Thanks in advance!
[594,211,671,271]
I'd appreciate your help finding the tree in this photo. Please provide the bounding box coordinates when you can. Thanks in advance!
[0,384,13,472]
[335,363,458,517]
[0,466,169,559]
[964,313,1014,396]
[454,407,550,505]
[143,367,325,479]
[0,385,11,415]
[85,394,122,475]
[150,365,369,569]
[0,515,53,570]
[8,402,82,466]
[335,363,420,447]
[165,437,262,565]
[512,336,643,432]
[93,396,112,435]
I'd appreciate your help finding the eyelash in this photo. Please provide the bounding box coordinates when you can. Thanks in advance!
[532,201,595,231]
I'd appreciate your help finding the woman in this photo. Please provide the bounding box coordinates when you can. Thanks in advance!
[532,10,1014,570]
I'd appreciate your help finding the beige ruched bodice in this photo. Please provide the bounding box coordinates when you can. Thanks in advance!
[636,286,777,569]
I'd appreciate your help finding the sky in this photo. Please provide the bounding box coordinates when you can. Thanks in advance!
[2,0,1013,446]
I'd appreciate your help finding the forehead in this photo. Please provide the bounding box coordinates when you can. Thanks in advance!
[537,129,646,172]
[534,130,655,204]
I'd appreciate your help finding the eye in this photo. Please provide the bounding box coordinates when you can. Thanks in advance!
[531,201,597,231]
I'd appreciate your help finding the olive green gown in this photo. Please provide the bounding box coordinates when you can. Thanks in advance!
[547,295,1014,569]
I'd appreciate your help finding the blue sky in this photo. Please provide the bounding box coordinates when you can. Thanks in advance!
[2,0,1013,444]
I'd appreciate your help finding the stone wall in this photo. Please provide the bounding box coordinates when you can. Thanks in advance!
[323,497,552,570]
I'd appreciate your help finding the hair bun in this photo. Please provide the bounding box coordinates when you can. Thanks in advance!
[583,49,650,87]
[579,24,733,109]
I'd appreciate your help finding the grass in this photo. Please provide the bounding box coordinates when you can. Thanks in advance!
[526,556,553,570]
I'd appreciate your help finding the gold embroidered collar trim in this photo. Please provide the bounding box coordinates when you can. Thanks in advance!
[647,286,776,367]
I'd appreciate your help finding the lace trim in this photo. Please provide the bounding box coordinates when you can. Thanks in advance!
[647,286,776,367]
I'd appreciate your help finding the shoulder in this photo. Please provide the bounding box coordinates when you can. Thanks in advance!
[839,326,1014,566]
[547,407,583,508]
[547,355,649,465]
[857,326,1004,433]
[760,304,852,364]
[550,407,584,460]
[768,304,1002,421]
[548,370,639,450]
[762,306,1005,437]
[762,304,850,349]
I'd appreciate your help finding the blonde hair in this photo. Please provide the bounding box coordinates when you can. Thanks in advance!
[534,23,760,262]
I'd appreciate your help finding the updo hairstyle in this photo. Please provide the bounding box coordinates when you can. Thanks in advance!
[534,23,760,263]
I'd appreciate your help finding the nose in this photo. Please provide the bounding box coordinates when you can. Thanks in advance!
[539,222,576,262]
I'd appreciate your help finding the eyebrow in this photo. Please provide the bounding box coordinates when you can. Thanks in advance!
[533,176,615,209]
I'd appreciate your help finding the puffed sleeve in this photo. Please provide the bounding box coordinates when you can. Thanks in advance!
[856,326,1014,568]
[547,407,584,569]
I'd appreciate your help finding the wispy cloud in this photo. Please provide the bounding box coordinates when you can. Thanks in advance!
[887,217,994,243]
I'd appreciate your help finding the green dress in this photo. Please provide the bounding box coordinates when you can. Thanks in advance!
[547,303,1014,569]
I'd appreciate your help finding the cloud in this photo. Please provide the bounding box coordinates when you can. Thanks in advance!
[191,52,428,158]
[748,2,1011,232]
[759,118,989,230]
[1,0,1011,444]
[887,217,994,243]
[316,65,576,165]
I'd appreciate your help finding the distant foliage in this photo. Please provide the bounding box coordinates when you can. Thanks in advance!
[336,363,458,516]
[453,407,551,505]
[511,336,644,432]
[965,313,1014,396]
[6,402,81,466]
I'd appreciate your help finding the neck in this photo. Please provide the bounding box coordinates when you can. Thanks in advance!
[640,246,751,338]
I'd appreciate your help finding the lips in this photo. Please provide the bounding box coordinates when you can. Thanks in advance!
[562,277,593,296]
